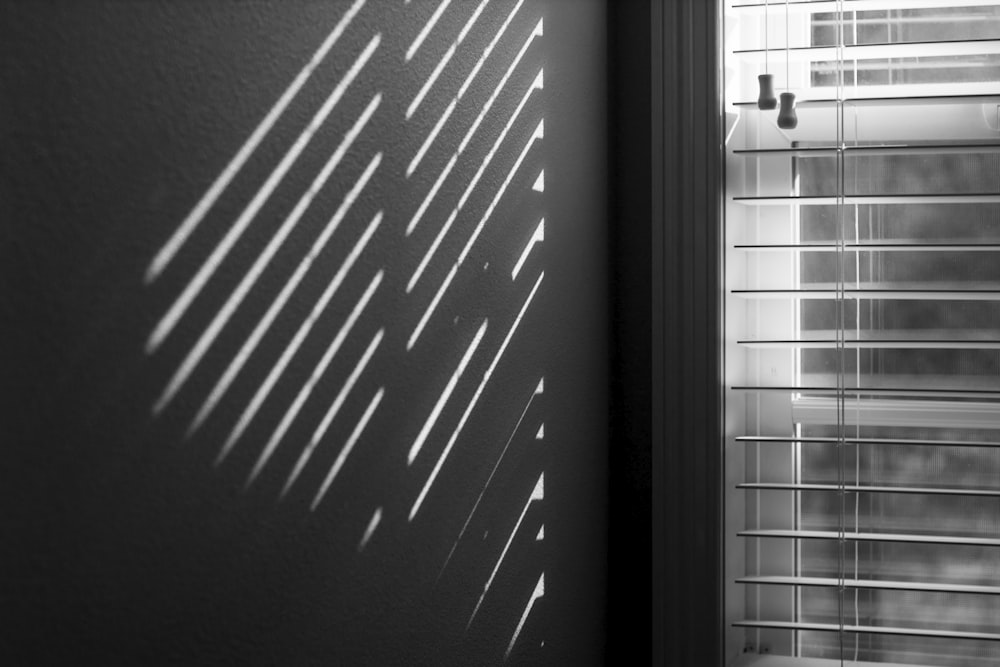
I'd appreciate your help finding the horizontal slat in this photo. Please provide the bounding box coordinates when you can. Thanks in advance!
[743,328,1000,342]
[737,482,1000,497]
[734,147,840,156]
[736,435,1000,448]
[732,385,1000,398]
[736,575,1000,596]
[734,194,1000,204]
[738,528,1000,547]
[732,0,1000,12]
[733,288,1000,300]
[733,92,1000,108]
[792,395,1000,429]
[736,143,1000,156]
[734,38,1000,63]
[738,339,1000,349]
[735,243,1000,252]
[732,620,1000,642]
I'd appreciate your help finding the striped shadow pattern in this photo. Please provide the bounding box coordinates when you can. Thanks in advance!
[143,0,546,660]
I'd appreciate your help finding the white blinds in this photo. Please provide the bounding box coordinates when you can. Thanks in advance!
[724,2,1000,664]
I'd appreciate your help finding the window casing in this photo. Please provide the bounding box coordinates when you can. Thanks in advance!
[724,2,1000,664]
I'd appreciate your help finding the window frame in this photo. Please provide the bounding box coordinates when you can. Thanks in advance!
[647,0,726,665]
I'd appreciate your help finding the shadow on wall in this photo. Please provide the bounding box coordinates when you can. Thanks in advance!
[1,0,571,663]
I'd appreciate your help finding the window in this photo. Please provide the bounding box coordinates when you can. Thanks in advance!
[724,1,1000,664]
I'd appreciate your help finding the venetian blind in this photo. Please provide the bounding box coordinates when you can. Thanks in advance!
[725,1,1000,664]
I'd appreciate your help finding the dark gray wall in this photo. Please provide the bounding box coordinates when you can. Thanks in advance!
[1,1,607,663]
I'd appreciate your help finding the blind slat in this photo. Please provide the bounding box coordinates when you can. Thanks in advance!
[734,194,1000,204]
[737,482,1000,497]
[732,620,1000,642]
[733,0,1000,12]
[736,244,1000,251]
[736,435,1000,448]
[738,529,1000,547]
[734,92,1000,107]
[736,576,1000,595]
[736,144,1000,156]
[739,339,1000,349]
[734,38,1000,62]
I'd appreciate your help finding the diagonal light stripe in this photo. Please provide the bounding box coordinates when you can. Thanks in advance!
[505,573,544,659]
[408,319,488,464]
[214,155,382,464]
[406,0,526,178]
[297,329,385,483]
[410,273,543,521]
[406,0,489,120]
[531,169,544,192]
[406,0,453,62]
[439,382,540,579]
[458,18,541,156]
[146,33,381,354]
[238,271,384,478]
[468,473,544,627]
[357,507,383,552]
[240,264,376,478]
[154,95,382,416]
[407,69,542,292]
[145,0,369,284]
[458,118,542,268]
[406,14,540,232]
[511,217,543,281]
[407,120,543,350]
[311,388,385,510]
[406,154,457,237]
[407,263,456,351]
[221,265,382,468]
[274,327,384,495]
[188,203,383,436]
[407,98,457,179]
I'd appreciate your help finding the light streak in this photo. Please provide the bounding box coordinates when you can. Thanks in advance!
[154,95,382,416]
[468,473,544,626]
[505,573,544,660]
[408,320,488,464]
[511,217,543,281]
[410,273,543,520]
[438,382,540,578]
[145,0,369,283]
[311,388,385,510]
[406,0,489,120]
[407,121,543,349]
[407,69,543,293]
[146,34,381,354]
[406,0,453,62]
[277,330,384,495]
[188,205,383,434]
[357,507,383,552]
[406,0,526,177]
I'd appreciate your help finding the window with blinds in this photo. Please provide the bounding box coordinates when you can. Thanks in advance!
[724,2,1000,665]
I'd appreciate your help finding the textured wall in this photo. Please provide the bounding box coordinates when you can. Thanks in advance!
[2,0,607,663]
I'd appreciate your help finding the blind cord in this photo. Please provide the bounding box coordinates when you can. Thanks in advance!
[785,0,789,89]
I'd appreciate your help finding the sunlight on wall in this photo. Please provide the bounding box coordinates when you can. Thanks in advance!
[143,0,546,659]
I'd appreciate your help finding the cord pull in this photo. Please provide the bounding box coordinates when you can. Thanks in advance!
[777,91,797,129]
[757,74,777,110]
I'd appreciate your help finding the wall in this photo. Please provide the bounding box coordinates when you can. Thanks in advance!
[1,1,608,663]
